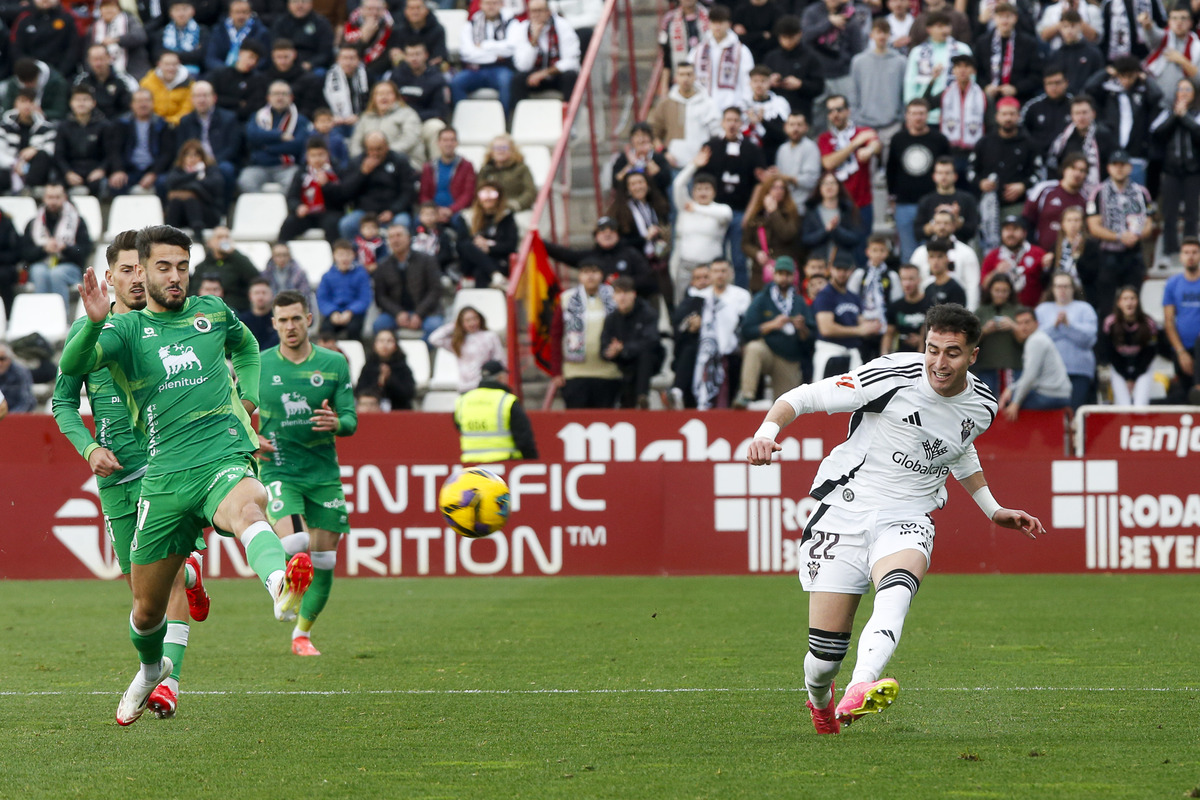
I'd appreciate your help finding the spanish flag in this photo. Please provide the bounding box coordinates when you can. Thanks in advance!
[519,230,561,375]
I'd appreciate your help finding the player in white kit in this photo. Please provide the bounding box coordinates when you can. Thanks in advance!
[746,304,1045,734]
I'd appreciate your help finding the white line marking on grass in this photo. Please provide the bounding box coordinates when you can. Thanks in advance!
[1,687,1196,697]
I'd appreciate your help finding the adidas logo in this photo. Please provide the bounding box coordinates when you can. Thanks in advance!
[902,412,922,426]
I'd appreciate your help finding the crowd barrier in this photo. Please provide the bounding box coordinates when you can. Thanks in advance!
[1,409,1196,579]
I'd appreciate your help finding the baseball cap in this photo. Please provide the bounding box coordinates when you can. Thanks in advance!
[773,255,796,273]
[594,216,618,232]
[1108,149,1132,164]
[480,360,507,379]
[1000,215,1025,228]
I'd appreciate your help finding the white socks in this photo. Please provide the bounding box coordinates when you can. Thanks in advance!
[239,520,275,549]
[850,569,920,686]
[804,628,851,707]
[310,550,336,570]
[280,531,311,557]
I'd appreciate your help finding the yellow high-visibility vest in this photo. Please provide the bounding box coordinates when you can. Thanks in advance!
[454,386,520,463]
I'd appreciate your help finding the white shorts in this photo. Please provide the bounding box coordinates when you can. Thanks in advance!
[798,503,935,595]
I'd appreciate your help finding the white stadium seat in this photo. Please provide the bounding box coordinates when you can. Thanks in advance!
[429,348,460,391]
[452,99,506,146]
[457,145,487,172]
[451,288,507,338]
[436,9,468,59]
[72,195,103,242]
[0,298,6,340]
[523,145,553,188]
[288,240,333,289]
[189,242,207,269]
[7,293,69,343]
[421,390,459,412]
[230,193,288,241]
[106,195,163,240]
[0,195,37,233]
[238,241,272,272]
[399,339,431,393]
[338,339,366,386]
[511,99,563,149]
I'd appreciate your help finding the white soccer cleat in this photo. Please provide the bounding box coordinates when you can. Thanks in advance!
[115,657,173,726]
[272,553,313,622]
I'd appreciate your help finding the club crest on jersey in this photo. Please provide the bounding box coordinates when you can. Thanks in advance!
[193,314,212,333]
[272,375,282,385]
[283,392,312,417]
[842,488,854,502]
[922,438,949,461]
[310,372,325,387]
[807,560,821,582]
[142,327,157,338]
[158,344,201,377]
[961,418,975,443]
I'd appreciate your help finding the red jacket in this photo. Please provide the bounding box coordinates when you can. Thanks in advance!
[419,156,478,215]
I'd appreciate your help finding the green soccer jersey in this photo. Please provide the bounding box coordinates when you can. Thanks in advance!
[51,311,149,490]
[257,344,357,484]
[59,295,262,478]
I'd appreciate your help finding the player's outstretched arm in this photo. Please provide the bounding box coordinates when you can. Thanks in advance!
[959,471,1046,539]
[78,268,110,324]
[747,398,799,465]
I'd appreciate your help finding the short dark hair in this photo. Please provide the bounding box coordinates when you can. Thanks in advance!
[332,238,355,252]
[1181,236,1200,249]
[934,155,957,169]
[272,37,296,51]
[200,273,223,285]
[693,171,718,189]
[249,276,271,289]
[825,94,848,110]
[906,98,930,111]
[1070,94,1096,111]
[867,233,892,249]
[1043,66,1066,79]
[871,17,890,32]
[240,39,266,59]
[274,289,309,312]
[106,230,140,268]
[926,237,952,254]
[1112,55,1142,75]
[360,213,379,227]
[1060,9,1082,23]
[70,84,96,100]
[629,121,653,139]
[13,59,38,83]
[994,1,1017,14]
[1013,306,1036,322]
[897,262,920,274]
[925,11,951,27]
[305,135,329,153]
[925,303,982,346]
[14,87,37,104]
[313,106,333,119]
[749,64,772,79]
[773,15,801,38]
[403,38,428,50]
[722,105,742,117]
[708,3,731,23]
[136,225,192,263]
[1061,152,1089,173]
[612,276,636,292]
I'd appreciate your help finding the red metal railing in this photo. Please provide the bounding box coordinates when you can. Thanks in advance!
[504,0,650,399]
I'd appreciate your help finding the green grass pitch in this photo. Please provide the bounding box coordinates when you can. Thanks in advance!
[1,574,1197,799]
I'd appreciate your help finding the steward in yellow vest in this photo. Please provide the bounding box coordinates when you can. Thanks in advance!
[453,360,539,463]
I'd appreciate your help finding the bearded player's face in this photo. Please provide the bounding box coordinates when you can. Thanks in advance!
[107,250,146,311]
[143,244,190,311]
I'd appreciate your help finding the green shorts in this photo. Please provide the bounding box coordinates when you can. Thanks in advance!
[131,459,254,566]
[99,478,141,575]
[263,477,350,535]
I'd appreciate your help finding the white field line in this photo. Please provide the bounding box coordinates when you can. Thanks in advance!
[0,687,1196,697]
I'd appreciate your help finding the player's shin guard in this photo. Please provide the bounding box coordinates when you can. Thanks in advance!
[850,569,920,686]
[280,530,311,558]
[241,520,288,588]
[805,628,851,707]
[162,620,189,685]
[296,551,336,634]
[129,613,168,670]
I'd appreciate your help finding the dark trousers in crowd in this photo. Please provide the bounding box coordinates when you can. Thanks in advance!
[1159,172,1200,256]
[616,344,666,408]
[1091,249,1145,318]
[0,151,54,192]
[166,195,220,239]
[512,69,579,106]
[279,210,343,244]
[457,238,507,286]
[562,377,620,409]
[319,312,365,342]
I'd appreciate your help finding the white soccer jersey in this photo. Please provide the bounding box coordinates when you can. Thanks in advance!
[782,352,998,515]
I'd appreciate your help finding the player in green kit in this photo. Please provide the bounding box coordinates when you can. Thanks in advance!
[51,231,212,720]
[255,290,357,656]
[62,225,313,726]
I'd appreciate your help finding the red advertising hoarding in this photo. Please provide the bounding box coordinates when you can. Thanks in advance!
[1,409,1195,579]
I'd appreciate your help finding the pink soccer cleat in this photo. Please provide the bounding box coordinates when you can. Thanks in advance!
[147,683,178,719]
[805,681,840,734]
[185,553,210,622]
[835,678,900,727]
[291,636,321,656]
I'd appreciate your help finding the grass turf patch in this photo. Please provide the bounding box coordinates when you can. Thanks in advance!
[0,574,1196,799]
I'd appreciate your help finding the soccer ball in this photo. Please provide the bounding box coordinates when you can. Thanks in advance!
[439,467,511,538]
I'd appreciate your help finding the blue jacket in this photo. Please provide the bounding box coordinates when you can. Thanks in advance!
[176,107,243,166]
[317,264,373,316]
[245,108,311,167]
[204,17,273,74]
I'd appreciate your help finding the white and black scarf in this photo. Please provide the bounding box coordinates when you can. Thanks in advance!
[562,284,615,363]
[858,265,888,323]
[471,11,511,46]
[941,81,987,149]
[529,18,562,71]
[1108,0,1155,59]
[1057,235,1080,278]
[694,34,742,92]
[1096,178,1149,247]
[30,201,80,249]
[628,199,658,256]
[1052,122,1101,192]
[989,30,1015,86]
[998,241,1033,295]
[324,63,370,119]
[830,123,860,181]
[93,12,131,75]
[662,7,710,70]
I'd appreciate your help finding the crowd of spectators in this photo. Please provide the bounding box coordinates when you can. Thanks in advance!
[4,0,1200,416]
[535,0,1200,412]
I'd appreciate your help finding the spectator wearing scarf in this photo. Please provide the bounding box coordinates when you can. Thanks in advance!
[342,0,394,66]
[1049,95,1118,196]
[23,185,91,311]
[1100,0,1167,60]
[549,261,622,409]
[452,0,517,112]
[688,5,755,114]
[324,46,371,134]
[203,0,271,75]
[158,0,207,77]
[92,0,150,80]
[279,137,343,243]
[972,3,1045,104]
[658,0,710,84]
[1140,4,1200,100]
[1084,150,1155,316]
[239,81,311,193]
[510,0,582,108]
[735,256,808,406]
